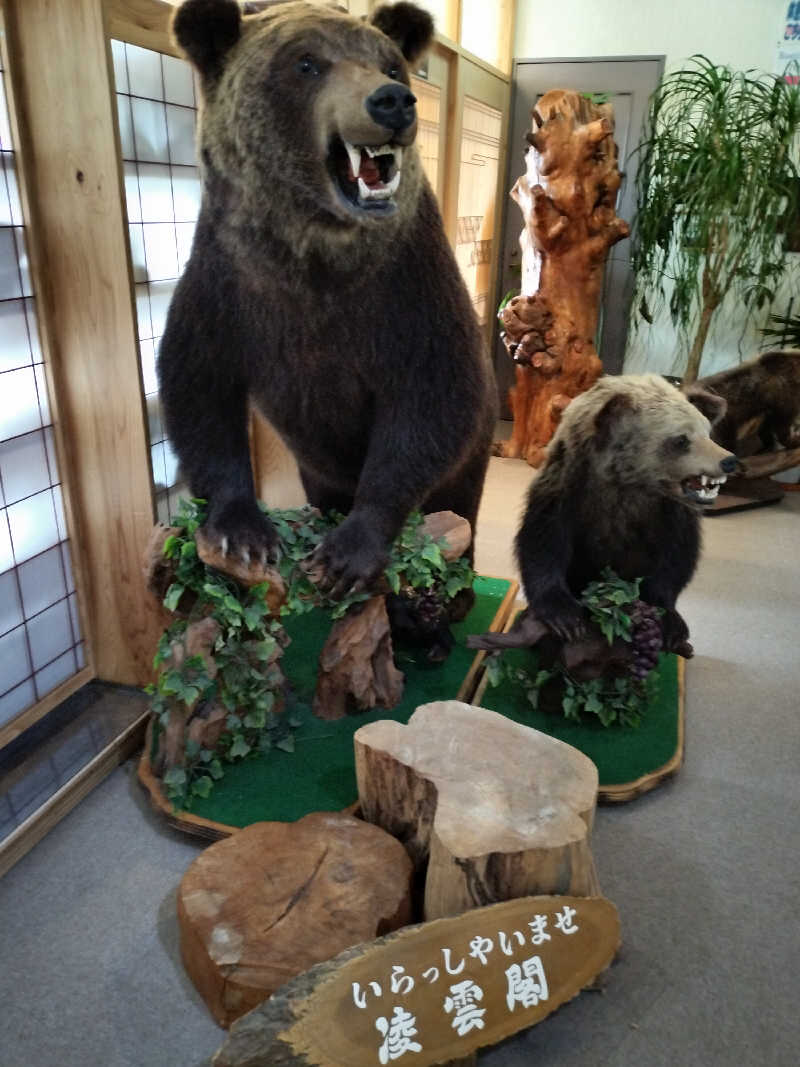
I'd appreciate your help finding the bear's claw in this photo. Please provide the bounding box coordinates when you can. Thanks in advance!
[308,515,389,602]
[534,591,587,643]
[203,498,279,568]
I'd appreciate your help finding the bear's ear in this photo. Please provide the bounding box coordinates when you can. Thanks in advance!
[370,3,435,66]
[172,0,242,79]
[685,384,727,425]
[593,391,634,450]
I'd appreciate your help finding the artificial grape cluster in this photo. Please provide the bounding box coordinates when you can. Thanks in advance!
[629,600,663,680]
[409,587,447,631]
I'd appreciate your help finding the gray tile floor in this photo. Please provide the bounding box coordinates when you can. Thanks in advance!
[1,456,799,1066]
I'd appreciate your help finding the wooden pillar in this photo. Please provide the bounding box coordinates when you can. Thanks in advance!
[4,0,163,685]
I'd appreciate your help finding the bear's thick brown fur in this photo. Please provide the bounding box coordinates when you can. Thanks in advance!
[158,1,496,600]
[515,375,737,651]
[697,350,800,454]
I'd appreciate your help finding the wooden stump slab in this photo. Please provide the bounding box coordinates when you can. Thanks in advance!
[178,812,414,1027]
[211,894,620,1067]
[354,701,600,920]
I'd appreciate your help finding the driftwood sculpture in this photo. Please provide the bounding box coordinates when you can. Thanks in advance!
[311,511,472,720]
[499,90,629,466]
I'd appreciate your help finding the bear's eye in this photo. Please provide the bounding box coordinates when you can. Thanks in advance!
[296,54,320,77]
[670,434,691,452]
[386,64,401,80]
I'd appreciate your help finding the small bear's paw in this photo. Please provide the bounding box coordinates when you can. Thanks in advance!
[534,590,587,643]
[661,608,690,654]
[308,514,389,601]
[202,497,279,568]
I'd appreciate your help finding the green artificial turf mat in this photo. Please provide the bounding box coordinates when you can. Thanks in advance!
[477,643,681,787]
[188,576,510,827]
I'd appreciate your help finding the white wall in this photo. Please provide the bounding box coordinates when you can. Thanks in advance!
[514,0,793,377]
[515,0,784,77]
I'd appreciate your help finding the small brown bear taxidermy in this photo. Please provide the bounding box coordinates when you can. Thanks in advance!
[515,375,738,653]
[697,349,800,454]
[157,0,496,605]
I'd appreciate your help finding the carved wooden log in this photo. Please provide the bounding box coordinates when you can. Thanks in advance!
[500,89,629,467]
[211,894,621,1067]
[355,701,600,921]
[178,812,414,1027]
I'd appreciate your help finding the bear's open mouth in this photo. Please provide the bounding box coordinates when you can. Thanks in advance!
[327,136,402,216]
[681,474,727,505]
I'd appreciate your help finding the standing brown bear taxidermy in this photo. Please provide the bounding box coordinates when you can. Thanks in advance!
[158,0,496,608]
[515,375,738,653]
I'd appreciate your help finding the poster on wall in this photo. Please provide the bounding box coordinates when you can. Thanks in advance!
[777,2,800,82]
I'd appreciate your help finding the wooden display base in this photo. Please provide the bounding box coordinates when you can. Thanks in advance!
[708,475,786,515]
[591,659,684,804]
[472,609,685,804]
[138,579,519,840]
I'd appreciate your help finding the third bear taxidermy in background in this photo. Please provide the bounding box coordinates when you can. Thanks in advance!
[514,375,738,653]
[158,0,496,607]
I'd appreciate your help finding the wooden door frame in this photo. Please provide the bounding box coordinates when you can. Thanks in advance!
[447,56,511,350]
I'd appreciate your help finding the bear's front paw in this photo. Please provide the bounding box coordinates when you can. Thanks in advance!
[308,515,389,601]
[202,498,279,568]
[661,608,690,654]
[534,591,587,643]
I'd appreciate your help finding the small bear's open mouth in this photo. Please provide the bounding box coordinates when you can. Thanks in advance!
[327,136,402,216]
[681,473,727,505]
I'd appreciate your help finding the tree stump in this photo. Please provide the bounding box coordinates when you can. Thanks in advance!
[499,89,629,466]
[178,812,414,1027]
[354,701,600,920]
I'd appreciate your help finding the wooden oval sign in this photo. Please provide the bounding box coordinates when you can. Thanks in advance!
[213,895,620,1066]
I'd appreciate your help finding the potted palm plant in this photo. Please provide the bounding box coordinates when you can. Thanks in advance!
[631,56,800,383]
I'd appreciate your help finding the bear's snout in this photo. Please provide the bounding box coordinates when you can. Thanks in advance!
[719,454,738,474]
[366,83,417,132]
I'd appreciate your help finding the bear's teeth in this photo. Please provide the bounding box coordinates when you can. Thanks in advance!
[365,143,393,158]
[384,170,401,194]
[344,141,362,179]
[357,170,402,201]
